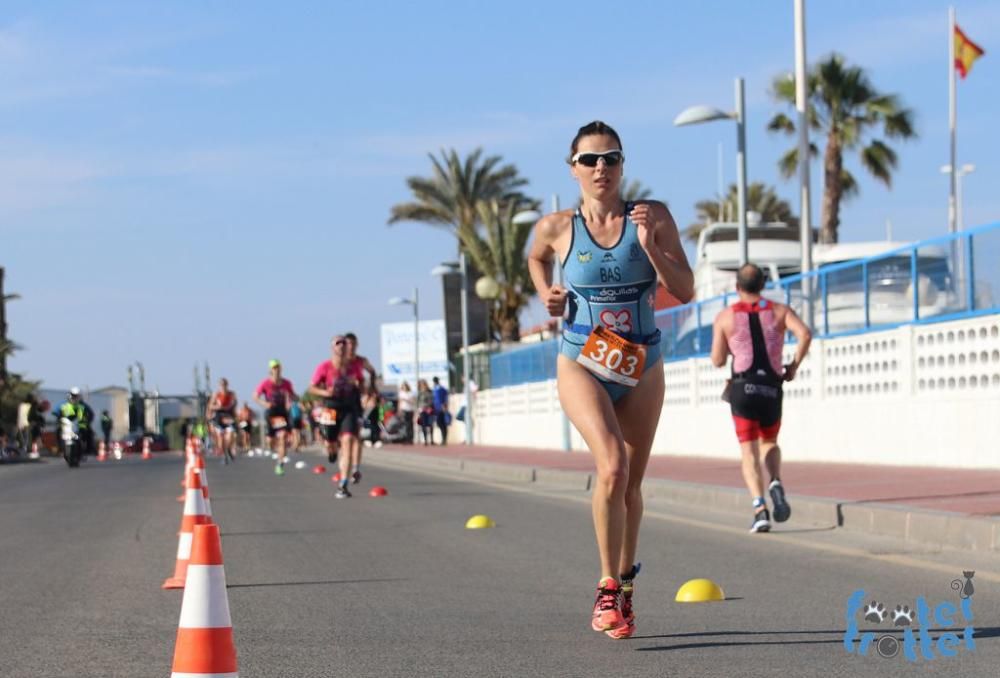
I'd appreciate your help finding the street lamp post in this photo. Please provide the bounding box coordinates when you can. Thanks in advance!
[389,288,420,388]
[432,255,472,445]
[674,77,749,266]
[513,198,572,451]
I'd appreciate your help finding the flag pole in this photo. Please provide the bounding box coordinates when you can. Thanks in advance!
[948,6,957,236]
[948,6,963,297]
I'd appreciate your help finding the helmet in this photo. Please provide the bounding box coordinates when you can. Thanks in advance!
[69,387,81,397]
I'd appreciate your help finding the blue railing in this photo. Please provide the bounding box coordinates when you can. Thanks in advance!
[490,221,1000,382]
[656,220,1000,361]
[489,338,559,388]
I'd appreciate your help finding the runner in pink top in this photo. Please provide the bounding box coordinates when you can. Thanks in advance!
[711,264,811,533]
[308,335,366,497]
[728,302,785,377]
[253,359,298,475]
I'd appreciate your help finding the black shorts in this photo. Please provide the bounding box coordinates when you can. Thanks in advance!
[266,408,290,437]
[213,413,237,432]
[318,401,360,440]
[728,378,782,433]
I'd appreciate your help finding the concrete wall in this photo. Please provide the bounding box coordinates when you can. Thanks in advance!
[472,314,1000,469]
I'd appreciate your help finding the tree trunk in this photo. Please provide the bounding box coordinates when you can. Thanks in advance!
[0,267,7,383]
[820,132,843,244]
[496,289,522,343]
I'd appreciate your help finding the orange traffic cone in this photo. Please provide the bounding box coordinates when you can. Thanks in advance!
[97,441,107,462]
[196,467,213,519]
[163,467,212,589]
[179,439,201,500]
[142,437,152,460]
[170,523,239,677]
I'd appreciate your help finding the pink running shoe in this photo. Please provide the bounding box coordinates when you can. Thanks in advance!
[591,577,626,633]
[606,563,640,639]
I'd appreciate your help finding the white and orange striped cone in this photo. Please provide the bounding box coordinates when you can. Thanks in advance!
[97,441,107,462]
[163,467,212,589]
[178,438,201,501]
[195,467,213,519]
[142,437,152,460]
[170,523,239,677]
[28,441,40,459]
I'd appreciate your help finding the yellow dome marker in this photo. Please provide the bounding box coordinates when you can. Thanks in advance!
[675,578,725,602]
[465,514,496,529]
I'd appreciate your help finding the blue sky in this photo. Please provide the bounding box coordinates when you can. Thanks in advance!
[4,0,998,402]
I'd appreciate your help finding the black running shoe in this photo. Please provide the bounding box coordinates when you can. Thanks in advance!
[769,480,791,523]
[328,450,338,464]
[335,482,352,499]
[750,508,772,533]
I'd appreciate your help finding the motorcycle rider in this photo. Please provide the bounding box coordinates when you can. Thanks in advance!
[56,387,94,461]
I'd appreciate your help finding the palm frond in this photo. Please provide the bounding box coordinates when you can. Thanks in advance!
[860,140,897,188]
[767,113,796,135]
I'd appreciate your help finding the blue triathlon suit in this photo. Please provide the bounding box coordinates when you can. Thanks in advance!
[559,203,662,402]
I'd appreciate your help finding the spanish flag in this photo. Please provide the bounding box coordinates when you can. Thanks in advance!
[954,25,984,79]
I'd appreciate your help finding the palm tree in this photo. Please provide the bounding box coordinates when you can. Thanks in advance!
[388,148,539,342]
[767,53,916,244]
[685,182,798,243]
[0,266,20,383]
[463,200,536,342]
[388,148,533,237]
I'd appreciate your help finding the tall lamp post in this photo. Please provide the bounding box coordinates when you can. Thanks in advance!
[389,287,420,388]
[432,255,472,444]
[513,200,572,451]
[674,77,749,266]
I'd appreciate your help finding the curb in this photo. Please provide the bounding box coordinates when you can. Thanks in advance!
[367,448,1000,553]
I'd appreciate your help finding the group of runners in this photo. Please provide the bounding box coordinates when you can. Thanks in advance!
[204,385,257,461]
[203,332,378,499]
[243,332,376,498]
[527,121,812,640]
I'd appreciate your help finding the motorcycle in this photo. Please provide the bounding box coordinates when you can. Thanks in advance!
[61,417,82,468]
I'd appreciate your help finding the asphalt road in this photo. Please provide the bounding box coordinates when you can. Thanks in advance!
[1,451,998,678]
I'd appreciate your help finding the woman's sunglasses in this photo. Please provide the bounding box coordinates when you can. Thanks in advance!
[571,150,624,167]
[332,339,346,346]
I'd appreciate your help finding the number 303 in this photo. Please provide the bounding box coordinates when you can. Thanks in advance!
[587,340,639,376]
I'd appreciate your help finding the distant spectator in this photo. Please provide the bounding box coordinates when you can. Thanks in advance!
[432,377,449,446]
[416,379,434,445]
[17,394,34,455]
[101,410,113,449]
[397,381,415,444]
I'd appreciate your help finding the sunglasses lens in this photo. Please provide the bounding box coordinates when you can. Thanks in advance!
[577,151,621,167]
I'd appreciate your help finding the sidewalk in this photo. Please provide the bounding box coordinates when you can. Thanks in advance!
[367,442,1000,553]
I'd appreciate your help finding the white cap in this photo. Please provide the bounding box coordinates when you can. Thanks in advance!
[69,387,81,396]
